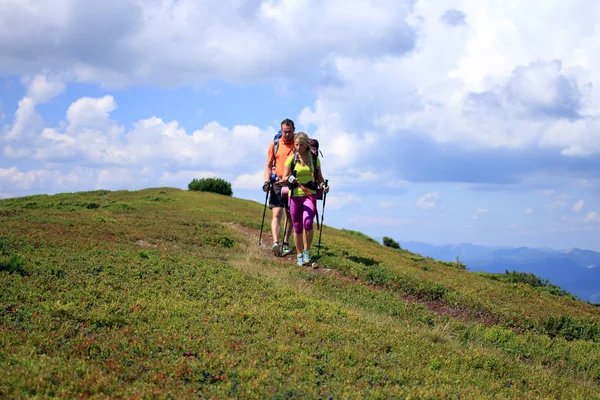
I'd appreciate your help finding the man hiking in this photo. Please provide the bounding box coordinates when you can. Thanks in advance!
[263,118,295,256]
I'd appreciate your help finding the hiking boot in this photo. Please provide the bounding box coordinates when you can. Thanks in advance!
[281,243,291,256]
[297,253,304,266]
[271,242,280,256]
[303,250,311,265]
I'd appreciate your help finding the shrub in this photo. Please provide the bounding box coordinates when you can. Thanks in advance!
[438,256,467,270]
[0,254,26,276]
[203,235,236,248]
[366,266,392,286]
[477,270,573,298]
[543,315,600,342]
[188,178,233,196]
[382,236,400,249]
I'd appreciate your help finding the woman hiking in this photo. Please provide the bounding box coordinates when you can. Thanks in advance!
[282,132,329,266]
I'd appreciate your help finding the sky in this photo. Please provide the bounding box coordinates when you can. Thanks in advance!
[1,0,600,252]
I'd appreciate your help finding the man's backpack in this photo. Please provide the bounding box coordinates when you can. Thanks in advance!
[272,130,283,159]
[273,130,322,158]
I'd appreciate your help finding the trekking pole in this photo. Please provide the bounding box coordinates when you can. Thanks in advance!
[259,184,270,245]
[317,179,328,256]
[280,203,290,257]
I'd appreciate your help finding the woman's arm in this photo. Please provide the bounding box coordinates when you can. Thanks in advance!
[282,158,292,184]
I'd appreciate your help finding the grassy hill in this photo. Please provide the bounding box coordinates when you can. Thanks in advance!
[1,187,600,399]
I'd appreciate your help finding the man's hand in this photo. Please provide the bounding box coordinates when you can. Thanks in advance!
[262,182,270,192]
[320,181,329,193]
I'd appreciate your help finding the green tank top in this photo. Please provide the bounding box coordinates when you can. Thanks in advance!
[285,154,321,197]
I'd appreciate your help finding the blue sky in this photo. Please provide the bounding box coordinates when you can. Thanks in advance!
[1,0,600,252]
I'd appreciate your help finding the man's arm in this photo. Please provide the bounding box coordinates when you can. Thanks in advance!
[263,143,275,190]
[264,159,274,183]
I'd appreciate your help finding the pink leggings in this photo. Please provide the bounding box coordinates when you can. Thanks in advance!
[289,195,316,234]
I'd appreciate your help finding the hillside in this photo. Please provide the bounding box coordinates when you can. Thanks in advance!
[1,188,600,399]
[400,241,600,303]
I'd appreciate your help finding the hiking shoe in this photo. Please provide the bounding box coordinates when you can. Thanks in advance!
[297,253,304,266]
[303,250,311,265]
[281,243,291,256]
[271,242,280,256]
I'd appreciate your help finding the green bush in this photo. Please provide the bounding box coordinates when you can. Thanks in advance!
[188,178,233,196]
[0,254,26,276]
[382,236,400,249]
[543,315,600,342]
[438,256,467,270]
[477,270,573,298]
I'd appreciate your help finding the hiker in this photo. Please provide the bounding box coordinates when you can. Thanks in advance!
[262,118,295,256]
[282,132,329,266]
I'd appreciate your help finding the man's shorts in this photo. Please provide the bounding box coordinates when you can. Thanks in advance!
[268,183,287,209]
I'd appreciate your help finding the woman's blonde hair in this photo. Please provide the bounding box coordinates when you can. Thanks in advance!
[294,132,310,148]
[294,132,315,174]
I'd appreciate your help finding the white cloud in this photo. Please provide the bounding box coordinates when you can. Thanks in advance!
[66,96,116,127]
[1,91,392,197]
[3,1,600,160]
[3,96,43,141]
[291,0,600,163]
[525,208,534,214]
[0,0,415,87]
[348,215,419,227]
[473,208,488,219]
[577,178,600,189]
[358,171,378,181]
[3,73,66,143]
[416,192,440,209]
[537,189,555,196]
[96,168,135,188]
[0,166,94,193]
[573,200,584,213]
[25,74,65,104]
[584,212,600,223]
[3,94,271,171]
[0,166,49,190]
[380,201,397,209]
[388,179,411,188]
[0,165,223,196]
[326,193,363,211]
[509,224,518,229]
[233,171,264,191]
[550,200,568,209]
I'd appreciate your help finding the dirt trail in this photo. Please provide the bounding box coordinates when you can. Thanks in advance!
[228,222,499,327]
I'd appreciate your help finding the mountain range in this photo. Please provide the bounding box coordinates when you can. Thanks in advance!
[397,240,600,303]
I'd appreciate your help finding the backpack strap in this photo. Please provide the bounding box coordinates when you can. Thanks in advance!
[272,131,281,159]
[311,151,319,181]
[290,151,319,182]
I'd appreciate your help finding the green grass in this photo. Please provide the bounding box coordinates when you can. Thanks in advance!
[1,187,600,398]
[477,270,575,298]
[340,228,379,244]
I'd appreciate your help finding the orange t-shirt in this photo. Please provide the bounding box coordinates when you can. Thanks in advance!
[267,138,295,178]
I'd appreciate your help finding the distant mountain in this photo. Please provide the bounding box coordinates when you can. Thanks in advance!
[400,241,600,303]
